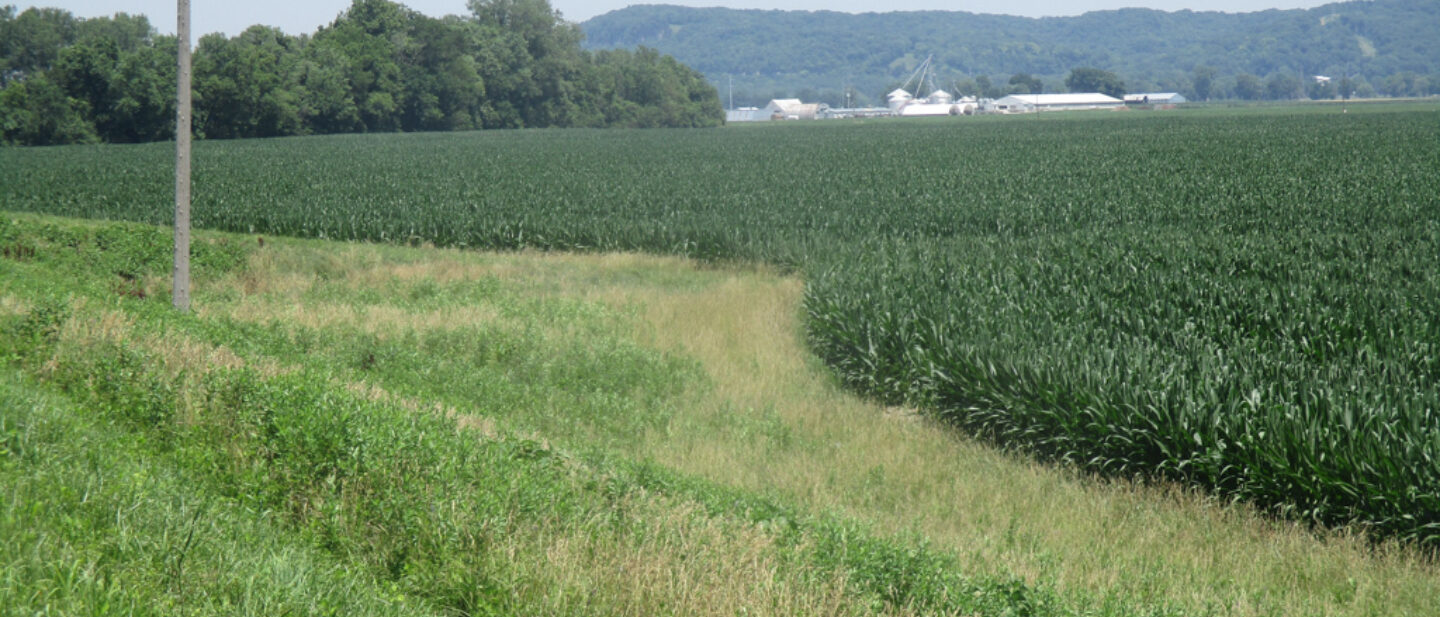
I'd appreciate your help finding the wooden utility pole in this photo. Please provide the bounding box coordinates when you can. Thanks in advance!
[173,0,192,312]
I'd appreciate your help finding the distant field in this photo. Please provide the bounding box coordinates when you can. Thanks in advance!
[3,102,1438,546]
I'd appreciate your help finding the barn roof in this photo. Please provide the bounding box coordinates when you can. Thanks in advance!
[997,93,1123,106]
[1124,92,1186,103]
[765,99,805,110]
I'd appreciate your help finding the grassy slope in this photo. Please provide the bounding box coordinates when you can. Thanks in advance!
[2,214,1437,616]
[0,371,441,617]
[0,215,1097,617]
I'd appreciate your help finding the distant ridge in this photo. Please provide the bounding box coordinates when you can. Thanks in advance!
[581,0,1440,105]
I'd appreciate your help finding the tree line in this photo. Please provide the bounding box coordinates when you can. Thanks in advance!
[0,0,724,146]
[582,1,1440,108]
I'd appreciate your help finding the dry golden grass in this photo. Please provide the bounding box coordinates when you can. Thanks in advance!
[190,239,1439,617]
[39,296,285,381]
[53,297,133,343]
[342,377,502,441]
[501,495,921,617]
[213,297,509,341]
[0,294,30,317]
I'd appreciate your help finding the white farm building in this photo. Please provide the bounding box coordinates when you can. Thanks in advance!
[1124,93,1188,105]
[726,107,763,122]
[761,98,824,120]
[726,99,826,122]
[991,93,1125,113]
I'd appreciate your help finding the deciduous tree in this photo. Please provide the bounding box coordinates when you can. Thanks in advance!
[1064,67,1125,98]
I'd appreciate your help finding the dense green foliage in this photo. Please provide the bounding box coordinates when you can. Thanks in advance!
[581,0,1440,106]
[0,216,1125,616]
[0,0,722,145]
[2,107,1439,547]
[1065,68,1127,99]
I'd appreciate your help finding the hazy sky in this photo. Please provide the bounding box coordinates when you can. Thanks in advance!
[22,1,1337,39]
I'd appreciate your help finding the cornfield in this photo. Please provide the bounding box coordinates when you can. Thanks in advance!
[4,109,1438,544]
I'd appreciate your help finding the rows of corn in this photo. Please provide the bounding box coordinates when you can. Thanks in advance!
[4,108,1438,545]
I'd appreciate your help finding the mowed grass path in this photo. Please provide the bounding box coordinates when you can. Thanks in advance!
[192,231,1439,616]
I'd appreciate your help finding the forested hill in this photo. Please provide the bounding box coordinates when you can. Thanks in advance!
[0,0,722,146]
[581,0,1440,106]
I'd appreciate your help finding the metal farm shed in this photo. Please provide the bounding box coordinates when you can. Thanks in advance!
[992,93,1125,113]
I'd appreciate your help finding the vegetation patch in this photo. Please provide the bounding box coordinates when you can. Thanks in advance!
[2,215,1153,616]
[0,1,722,147]
[4,108,1436,547]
